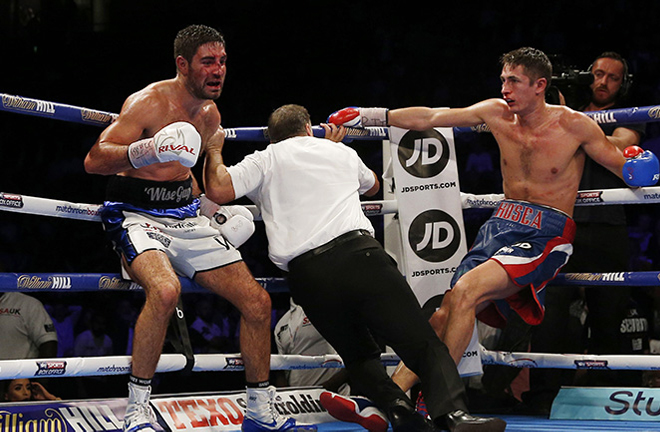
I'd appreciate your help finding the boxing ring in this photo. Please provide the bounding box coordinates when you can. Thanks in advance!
[2,93,660,431]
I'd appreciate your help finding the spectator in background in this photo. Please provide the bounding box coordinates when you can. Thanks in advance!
[274,298,350,395]
[628,212,655,270]
[462,140,497,194]
[73,311,115,398]
[189,296,232,354]
[109,298,139,355]
[46,299,83,358]
[2,379,32,402]
[74,311,113,357]
[1,378,60,402]
[0,292,58,360]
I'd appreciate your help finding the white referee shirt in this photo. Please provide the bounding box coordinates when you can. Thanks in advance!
[227,135,376,271]
[0,292,58,360]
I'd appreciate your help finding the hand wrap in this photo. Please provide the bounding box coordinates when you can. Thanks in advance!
[199,195,255,247]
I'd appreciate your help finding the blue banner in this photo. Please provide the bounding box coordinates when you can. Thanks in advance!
[551,387,660,421]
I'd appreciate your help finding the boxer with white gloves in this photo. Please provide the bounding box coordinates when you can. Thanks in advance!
[128,121,201,169]
[85,24,307,432]
[199,194,255,247]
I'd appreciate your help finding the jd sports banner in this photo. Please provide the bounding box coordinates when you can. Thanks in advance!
[389,125,482,377]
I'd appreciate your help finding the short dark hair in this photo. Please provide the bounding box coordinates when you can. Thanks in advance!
[174,24,225,63]
[592,51,628,71]
[267,104,311,143]
[500,47,552,87]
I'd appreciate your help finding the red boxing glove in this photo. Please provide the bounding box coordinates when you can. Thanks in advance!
[328,107,360,127]
[327,107,388,128]
[623,145,644,158]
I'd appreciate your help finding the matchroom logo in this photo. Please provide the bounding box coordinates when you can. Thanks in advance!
[408,210,461,262]
[397,129,450,178]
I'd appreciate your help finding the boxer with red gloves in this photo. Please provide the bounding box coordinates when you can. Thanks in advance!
[327,48,649,430]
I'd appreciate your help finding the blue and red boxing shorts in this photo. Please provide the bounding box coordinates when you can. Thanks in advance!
[451,199,576,328]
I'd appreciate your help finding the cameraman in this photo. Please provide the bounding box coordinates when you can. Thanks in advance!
[523,52,648,414]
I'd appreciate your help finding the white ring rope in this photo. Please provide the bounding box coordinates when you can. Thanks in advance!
[2,348,658,380]
[479,347,660,371]
[0,193,394,222]
[2,186,660,224]
[0,353,401,380]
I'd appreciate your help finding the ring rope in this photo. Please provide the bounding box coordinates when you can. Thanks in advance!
[3,186,660,225]
[0,270,657,293]
[0,193,397,222]
[0,353,401,380]
[3,95,660,386]
[0,92,387,141]
[2,93,657,140]
[3,347,659,380]
[0,272,290,293]
[479,347,660,371]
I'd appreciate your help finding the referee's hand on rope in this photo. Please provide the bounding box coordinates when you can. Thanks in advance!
[320,123,348,142]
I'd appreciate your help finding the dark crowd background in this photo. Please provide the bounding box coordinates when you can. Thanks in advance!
[1,0,660,399]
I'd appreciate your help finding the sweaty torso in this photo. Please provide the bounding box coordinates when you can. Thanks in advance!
[487,104,585,216]
[118,80,221,182]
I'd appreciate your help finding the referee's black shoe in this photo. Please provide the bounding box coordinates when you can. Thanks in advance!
[437,410,507,432]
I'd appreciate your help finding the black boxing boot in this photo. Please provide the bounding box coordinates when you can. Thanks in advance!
[436,410,507,432]
[387,399,438,432]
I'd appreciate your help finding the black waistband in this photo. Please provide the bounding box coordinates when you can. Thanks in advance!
[289,229,372,269]
[105,176,194,209]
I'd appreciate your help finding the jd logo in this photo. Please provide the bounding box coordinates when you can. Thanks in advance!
[397,129,450,178]
[409,210,461,262]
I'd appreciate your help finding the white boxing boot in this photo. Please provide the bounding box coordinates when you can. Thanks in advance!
[241,386,317,431]
[123,382,157,432]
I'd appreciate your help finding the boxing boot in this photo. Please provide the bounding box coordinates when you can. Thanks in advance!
[319,391,388,432]
[415,391,430,420]
[241,386,317,431]
[123,382,157,432]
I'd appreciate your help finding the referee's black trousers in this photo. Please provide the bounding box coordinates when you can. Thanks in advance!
[288,234,468,421]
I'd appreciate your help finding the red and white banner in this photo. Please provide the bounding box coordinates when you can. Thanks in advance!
[153,387,332,431]
[0,387,333,432]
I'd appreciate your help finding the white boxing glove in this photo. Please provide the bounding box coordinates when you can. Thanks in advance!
[128,121,202,169]
[199,195,255,247]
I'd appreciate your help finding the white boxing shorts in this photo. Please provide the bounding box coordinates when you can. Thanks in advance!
[100,176,242,279]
